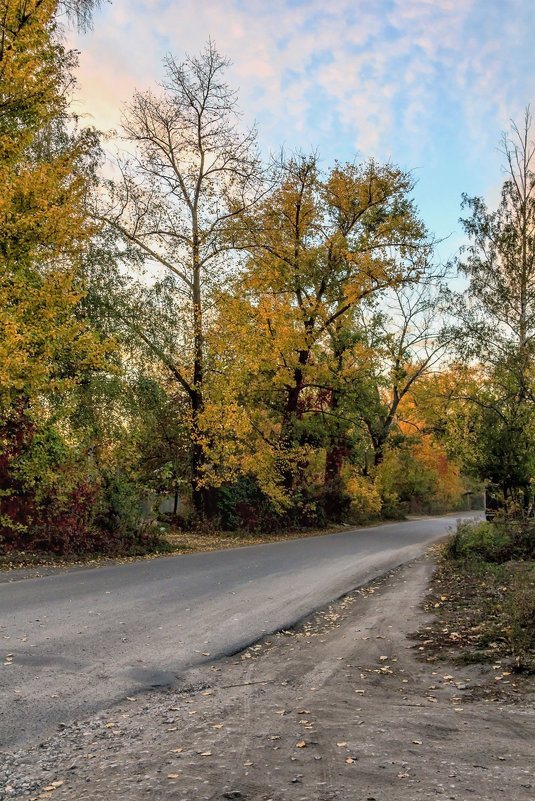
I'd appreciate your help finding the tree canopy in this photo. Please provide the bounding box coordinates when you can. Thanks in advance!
[7,20,534,553]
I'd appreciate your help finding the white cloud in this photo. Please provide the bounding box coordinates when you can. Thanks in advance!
[68,0,535,243]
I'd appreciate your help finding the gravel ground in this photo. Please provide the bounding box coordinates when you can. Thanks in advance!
[1,555,534,801]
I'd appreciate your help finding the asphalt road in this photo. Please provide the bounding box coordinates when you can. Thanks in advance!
[0,513,481,749]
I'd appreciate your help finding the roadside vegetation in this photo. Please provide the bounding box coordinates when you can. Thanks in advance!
[418,520,535,672]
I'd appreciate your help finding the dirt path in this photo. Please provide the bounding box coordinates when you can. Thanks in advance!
[2,555,534,801]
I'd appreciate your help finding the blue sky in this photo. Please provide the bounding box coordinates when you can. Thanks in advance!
[70,0,535,262]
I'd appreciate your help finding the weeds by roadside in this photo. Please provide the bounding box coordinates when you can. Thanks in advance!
[416,520,535,672]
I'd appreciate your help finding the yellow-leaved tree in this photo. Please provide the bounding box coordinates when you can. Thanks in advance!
[207,153,432,521]
[0,1,116,553]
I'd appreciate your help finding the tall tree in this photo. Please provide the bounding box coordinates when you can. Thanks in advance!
[450,109,535,510]
[0,0,115,551]
[98,42,263,515]
[218,153,430,496]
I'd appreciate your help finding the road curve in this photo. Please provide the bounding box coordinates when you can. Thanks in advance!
[0,512,481,748]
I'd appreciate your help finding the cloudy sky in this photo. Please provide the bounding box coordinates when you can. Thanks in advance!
[69,0,534,261]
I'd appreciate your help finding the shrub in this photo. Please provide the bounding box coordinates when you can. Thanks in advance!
[0,408,164,555]
[446,521,512,562]
[345,473,382,523]
[215,475,279,532]
[446,520,535,563]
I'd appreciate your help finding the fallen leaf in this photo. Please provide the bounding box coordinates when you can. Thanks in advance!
[413,740,422,745]
[296,741,307,748]
[379,656,388,661]
[243,760,253,766]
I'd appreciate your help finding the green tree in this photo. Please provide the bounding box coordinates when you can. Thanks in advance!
[450,110,535,511]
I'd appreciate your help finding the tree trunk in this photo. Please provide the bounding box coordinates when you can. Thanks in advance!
[324,388,346,484]
[279,351,308,490]
[190,236,207,517]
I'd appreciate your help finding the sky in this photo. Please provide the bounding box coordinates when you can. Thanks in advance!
[68,0,535,264]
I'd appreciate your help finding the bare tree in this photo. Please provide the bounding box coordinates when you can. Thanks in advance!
[97,42,263,515]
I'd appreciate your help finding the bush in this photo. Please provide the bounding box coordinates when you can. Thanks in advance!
[379,490,408,520]
[446,520,535,563]
[214,475,353,532]
[0,407,165,555]
[345,473,382,523]
[215,475,279,532]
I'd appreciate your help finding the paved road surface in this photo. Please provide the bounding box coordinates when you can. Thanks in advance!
[0,513,481,748]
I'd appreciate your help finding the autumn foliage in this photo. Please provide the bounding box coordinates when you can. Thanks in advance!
[0,5,487,553]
